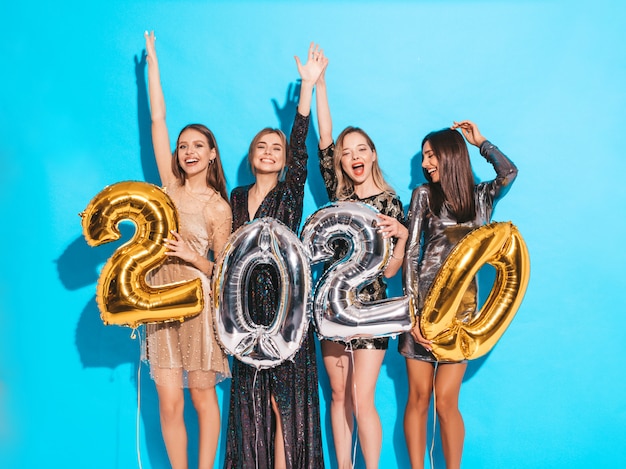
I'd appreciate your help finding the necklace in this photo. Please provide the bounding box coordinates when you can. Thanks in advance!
[184,184,215,200]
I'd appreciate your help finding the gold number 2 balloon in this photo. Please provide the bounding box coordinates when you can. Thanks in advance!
[420,221,530,361]
[80,181,203,328]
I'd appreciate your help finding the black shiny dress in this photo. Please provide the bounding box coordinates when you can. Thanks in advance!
[224,112,325,469]
[318,144,406,350]
[398,140,518,362]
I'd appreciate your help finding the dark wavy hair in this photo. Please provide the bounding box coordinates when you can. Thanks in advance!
[172,124,228,201]
[422,128,475,223]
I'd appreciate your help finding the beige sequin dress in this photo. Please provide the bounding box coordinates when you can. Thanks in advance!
[145,182,231,389]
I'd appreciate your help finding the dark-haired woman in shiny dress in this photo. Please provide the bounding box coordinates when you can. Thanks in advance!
[399,121,518,469]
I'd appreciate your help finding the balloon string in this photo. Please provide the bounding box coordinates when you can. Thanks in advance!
[134,328,144,469]
[252,368,259,469]
[429,362,439,469]
[346,342,358,468]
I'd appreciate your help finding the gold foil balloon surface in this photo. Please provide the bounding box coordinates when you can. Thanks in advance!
[80,181,203,328]
[420,221,530,361]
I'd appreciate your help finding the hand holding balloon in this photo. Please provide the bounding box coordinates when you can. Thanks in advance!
[410,323,432,352]
[164,230,199,263]
[377,214,408,240]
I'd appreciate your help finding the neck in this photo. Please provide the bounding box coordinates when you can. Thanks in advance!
[353,178,381,199]
[185,173,210,193]
[251,173,279,196]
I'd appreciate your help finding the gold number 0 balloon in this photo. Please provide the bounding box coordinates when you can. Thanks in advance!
[420,221,530,362]
[80,181,203,328]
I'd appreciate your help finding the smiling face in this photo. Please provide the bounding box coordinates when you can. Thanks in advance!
[176,128,216,177]
[422,140,440,183]
[339,131,376,186]
[249,130,286,176]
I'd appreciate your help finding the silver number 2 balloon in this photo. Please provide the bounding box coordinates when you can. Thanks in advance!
[300,201,414,341]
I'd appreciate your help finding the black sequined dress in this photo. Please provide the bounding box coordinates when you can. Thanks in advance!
[224,112,325,469]
[398,140,518,362]
[318,144,406,350]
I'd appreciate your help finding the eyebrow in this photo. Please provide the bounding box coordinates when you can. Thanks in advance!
[258,140,283,147]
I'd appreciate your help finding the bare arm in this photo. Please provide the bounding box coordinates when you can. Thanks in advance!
[315,60,333,149]
[145,31,175,186]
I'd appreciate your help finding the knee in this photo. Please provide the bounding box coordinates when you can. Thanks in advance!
[190,388,217,414]
[434,393,460,420]
[331,385,349,405]
[158,395,184,423]
[406,387,432,413]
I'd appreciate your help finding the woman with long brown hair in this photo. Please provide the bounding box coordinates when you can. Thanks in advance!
[399,121,518,469]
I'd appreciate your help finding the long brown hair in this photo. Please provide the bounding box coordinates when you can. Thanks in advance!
[333,126,394,200]
[422,128,475,223]
[172,124,228,201]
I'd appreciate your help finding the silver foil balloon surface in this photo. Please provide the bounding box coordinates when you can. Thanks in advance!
[213,218,311,369]
[300,201,414,341]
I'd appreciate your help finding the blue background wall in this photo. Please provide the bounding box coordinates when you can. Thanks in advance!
[1,1,625,468]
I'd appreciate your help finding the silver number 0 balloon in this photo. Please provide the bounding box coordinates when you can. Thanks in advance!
[213,218,311,369]
[300,201,414,341]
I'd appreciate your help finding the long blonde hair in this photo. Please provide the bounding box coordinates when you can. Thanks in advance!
[333,126,394,200]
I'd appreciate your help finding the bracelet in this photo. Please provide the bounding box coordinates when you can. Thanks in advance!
[390,254,403,260]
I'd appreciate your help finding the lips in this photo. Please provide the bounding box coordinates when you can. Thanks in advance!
[352,162,365,177]
[185,157,199,165]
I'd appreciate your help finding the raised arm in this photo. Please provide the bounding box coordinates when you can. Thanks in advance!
[453,120,518,198]
[315,59,333,150]
[145,31,175,186]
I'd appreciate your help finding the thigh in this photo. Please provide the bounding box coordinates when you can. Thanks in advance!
[352,349,385,393]
[322,340,352,392]
[434,363,467,400]
[405,358,436,395]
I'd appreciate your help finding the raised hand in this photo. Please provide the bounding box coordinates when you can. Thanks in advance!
[295,42,328,86]
[452,120,486,147]
[144,30,158,65]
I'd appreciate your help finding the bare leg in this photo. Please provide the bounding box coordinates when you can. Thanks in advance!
[190,386,220,469]
[352,349,386,469]
[322,340,354,469]
[434,363,467,469]
[404,359,435,469]
[271,394,287,469]
[156,384,188,469]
